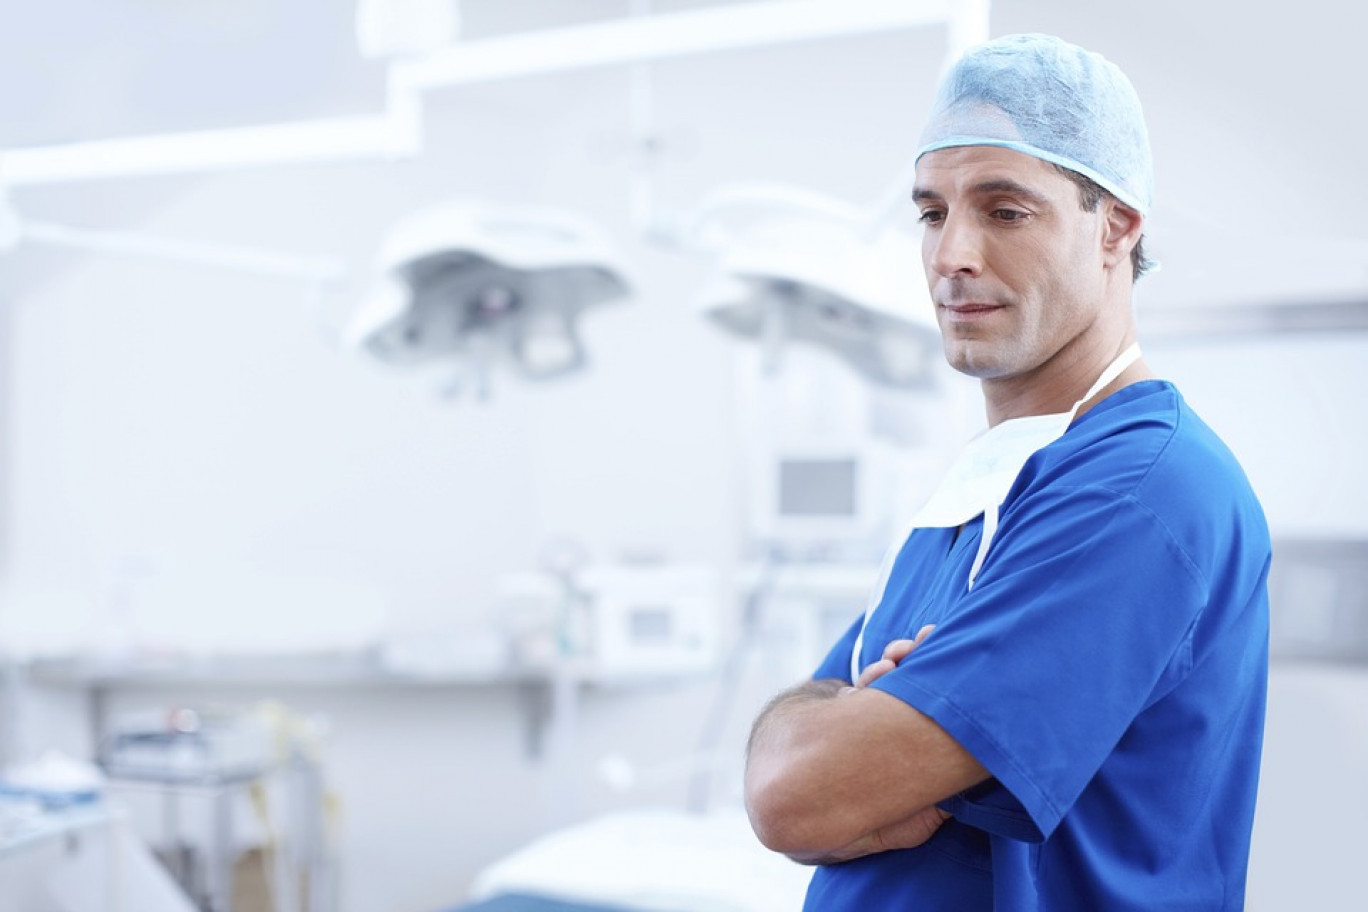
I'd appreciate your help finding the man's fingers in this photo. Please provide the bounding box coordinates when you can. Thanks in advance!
[856,625,938,687]
[881,625,936,664]
[879,640,919,665]
[855,658,895,688]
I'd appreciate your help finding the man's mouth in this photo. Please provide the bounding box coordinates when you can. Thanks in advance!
[940,302,1005,322]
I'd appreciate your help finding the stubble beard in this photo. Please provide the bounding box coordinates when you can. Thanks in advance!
[942,330,1029,382]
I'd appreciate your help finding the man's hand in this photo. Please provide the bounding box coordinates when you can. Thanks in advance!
[745,623,983,866]
[788,625,950,865]
[854,624,936,689]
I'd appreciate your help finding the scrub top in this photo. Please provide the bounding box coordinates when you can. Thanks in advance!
[805,380,1270,912]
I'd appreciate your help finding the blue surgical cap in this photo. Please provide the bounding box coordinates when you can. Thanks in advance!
[916,33,1153,216]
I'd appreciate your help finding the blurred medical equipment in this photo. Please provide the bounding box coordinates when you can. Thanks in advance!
[695,219,938,389]
[100,707,275,784]
[0,749,205,912]
[607,2,961,395]
[580,565,720,677]
[497,559,721,678]
[345,201,633,399]
[1,790,110,860]
[747,562,888,685]
[613,0,976,389]
[0,2,989,407]
[454,807,811,912]
[99,702,335,912]
[0,750,104,810]
[743,436,912,561]
[728,337,958,563]
[1,805,201,912]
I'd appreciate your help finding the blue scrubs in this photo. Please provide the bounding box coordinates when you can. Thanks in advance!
[806,381,1270,911]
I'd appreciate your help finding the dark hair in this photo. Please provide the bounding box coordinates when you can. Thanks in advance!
[1050,164,1153,279]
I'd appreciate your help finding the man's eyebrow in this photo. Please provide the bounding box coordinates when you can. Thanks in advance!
[910,179,1051,206]
[973,178,1050,205]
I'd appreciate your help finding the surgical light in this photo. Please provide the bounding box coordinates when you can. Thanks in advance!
[346,201,633,399]
[696,213,939,390]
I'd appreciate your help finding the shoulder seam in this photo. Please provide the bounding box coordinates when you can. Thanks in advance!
[1015,484,1210,595]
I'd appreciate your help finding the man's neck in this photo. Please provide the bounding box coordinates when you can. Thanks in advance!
[981,334,1151,427]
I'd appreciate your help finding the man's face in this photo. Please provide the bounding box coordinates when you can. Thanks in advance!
[912,146,1111,382]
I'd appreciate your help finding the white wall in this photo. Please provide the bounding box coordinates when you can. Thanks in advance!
[1147,335,1368,538]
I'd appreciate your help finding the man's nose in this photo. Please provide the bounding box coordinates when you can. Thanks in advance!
[926,214,984,278]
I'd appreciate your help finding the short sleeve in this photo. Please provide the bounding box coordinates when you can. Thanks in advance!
[938,780,1041,843]
[812,612,863,684]
[869,484,1206,840]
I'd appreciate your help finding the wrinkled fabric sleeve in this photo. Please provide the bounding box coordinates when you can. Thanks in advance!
[870,484,1206,841]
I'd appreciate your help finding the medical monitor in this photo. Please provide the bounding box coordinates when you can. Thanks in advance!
[751,447,891,559]
[777,457,858,520]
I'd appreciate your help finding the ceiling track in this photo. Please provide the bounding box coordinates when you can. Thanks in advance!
[0,0,986,187]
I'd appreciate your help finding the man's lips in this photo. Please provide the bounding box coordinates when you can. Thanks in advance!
[940,302,1005,322]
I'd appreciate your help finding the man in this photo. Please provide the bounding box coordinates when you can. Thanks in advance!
[744,33,1270,911]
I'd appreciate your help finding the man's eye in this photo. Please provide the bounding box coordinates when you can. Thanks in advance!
[917,209,944,225]
[993,208,1028,222]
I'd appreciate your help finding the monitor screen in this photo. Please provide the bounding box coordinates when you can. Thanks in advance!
[777,458,858,518]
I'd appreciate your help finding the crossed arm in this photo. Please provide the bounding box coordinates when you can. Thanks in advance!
[743,630,990,865]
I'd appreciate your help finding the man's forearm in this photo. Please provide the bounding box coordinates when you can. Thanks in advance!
[744,631,986,864]
[746,679,954,864]
[746,677,849,759]
[745,677,860,860]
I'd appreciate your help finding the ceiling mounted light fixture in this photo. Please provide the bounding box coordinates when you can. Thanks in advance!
[346,201,633,400]
[695,205,939,390]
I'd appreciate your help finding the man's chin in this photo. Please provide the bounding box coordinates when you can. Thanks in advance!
[944,344,1008,380]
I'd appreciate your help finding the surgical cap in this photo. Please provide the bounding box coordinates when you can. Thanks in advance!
[916,33,1153,216]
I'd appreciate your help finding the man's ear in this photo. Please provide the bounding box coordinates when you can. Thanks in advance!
[1100,200,1144,272]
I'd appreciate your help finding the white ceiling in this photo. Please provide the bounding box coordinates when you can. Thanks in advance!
[2,0,1365,322]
